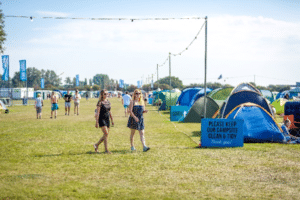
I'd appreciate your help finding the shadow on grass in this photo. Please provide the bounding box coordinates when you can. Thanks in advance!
[192,131,201,137]
[34,150,133,157]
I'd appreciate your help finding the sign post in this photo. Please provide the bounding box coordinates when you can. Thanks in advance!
[201,119,244,148]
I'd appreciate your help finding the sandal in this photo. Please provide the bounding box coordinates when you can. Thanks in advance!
[93,144,98,152]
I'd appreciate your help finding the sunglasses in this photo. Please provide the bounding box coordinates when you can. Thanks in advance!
[135,93,141,95]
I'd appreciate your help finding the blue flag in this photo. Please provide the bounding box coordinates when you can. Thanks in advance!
[41,78,44,89]
[2,55,9,81]
[20,60,27,81]
[119,79,124,88]
[218,74,222,80]
[76,74,79,86]
[137,81,141,88]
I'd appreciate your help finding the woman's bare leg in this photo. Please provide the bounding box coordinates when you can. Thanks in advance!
[130,129,135,148]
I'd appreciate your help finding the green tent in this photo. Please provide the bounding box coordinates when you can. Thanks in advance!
[183,96,219,123]
[271,98,288,114]
[208,87,233,107]
[159,91,181,110]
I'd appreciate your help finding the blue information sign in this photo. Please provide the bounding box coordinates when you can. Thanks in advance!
[170,106,190,121]
[201,119,244,148]
[19,60,27,81]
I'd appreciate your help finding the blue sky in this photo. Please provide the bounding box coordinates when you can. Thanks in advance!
[2,0,300,87]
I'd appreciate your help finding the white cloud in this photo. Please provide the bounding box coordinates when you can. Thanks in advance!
[36,11,70,17]
[9,15,300,86]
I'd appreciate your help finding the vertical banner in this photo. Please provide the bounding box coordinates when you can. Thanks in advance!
[19,60,27,81]
[76,74,79,86]
[141,80,143,87]
[2,55,9,81]
[137,81,140,88]
[151,80,154,89]
[119,79,124,88]
[41,78,44,89]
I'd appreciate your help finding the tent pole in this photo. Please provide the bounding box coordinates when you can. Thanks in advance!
[169,52,171,109]
[203,16,208,119]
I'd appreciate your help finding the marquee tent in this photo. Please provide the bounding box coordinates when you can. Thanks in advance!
[183,96,219,123]
[225,103,285,143]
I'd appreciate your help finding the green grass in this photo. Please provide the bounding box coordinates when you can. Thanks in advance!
[1,98,300,199]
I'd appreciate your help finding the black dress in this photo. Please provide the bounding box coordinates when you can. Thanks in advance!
[97,100,111,128]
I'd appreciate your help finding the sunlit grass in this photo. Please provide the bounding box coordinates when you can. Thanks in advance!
[0,97,300,199]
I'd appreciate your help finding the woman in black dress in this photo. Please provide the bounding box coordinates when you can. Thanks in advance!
[94,89,114,154]
[127,89,150,152]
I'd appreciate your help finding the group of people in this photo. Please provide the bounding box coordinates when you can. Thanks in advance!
[34,89,82,119]
[93,89,150,154]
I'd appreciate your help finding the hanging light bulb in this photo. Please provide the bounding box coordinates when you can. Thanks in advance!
[30,16,33,22]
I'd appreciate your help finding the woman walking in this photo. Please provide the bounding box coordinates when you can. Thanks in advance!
[94,89,114,154]
[127,89,150,152]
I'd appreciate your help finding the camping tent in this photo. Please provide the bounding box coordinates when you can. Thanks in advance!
[208,87,233,107]
[219,90,272,118]
[260,90,275,103]
[159,91,181,110]
[271,98,288,114]
[225,103,285,143]
[230,83,261,94]
[176,88,201,106]
[188,88,212,107]
[183,96,219,123]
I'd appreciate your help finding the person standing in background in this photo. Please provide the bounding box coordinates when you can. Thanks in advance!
[50,91,59,119]
[64,90,72,115]
[35,93,43,119]
[73,89,81,115]
[122,91,131,117]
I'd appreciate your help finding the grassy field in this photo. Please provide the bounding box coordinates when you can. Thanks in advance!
[0,97,300,199]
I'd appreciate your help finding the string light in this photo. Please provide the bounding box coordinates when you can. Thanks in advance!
[5,15,204,21]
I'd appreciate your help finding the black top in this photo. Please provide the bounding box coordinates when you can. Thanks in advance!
[64,94,72,102]
[97,100,111,127]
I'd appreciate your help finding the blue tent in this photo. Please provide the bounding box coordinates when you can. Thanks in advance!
[188,88,212,107]
[226,103,285,143]
[231,83,261,94]
[220,90,272,118]
[176,88,201,106]
[260,90,275,103]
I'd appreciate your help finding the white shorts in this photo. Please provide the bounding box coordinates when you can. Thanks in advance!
[65,102,71,108]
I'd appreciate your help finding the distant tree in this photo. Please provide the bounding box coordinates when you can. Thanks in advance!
[27,67,42,88]
[44,70,61,87]
[127,85,137,92]
[0,3,6,53]
[92,84,100,91]
[155,76,183,89]
[89,78,93,86]
[64,77,72,88]
[11,72,24,87]
[84,78,87,86]
[93,74,109,89]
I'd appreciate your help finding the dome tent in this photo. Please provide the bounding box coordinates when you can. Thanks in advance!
[226,103,285,143]
[183,96,219,123]
[176,88,201,106]
[188,88,212,107]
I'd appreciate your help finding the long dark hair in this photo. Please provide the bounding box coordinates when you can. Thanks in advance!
[99,89,107,102]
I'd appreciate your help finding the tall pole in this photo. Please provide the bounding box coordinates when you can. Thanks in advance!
[169,52,171,107]
[157,64,159,90]
[203,16,208,119]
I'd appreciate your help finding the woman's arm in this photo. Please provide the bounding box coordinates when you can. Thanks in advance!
[109,111,114,126]
[95,102,101,128]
